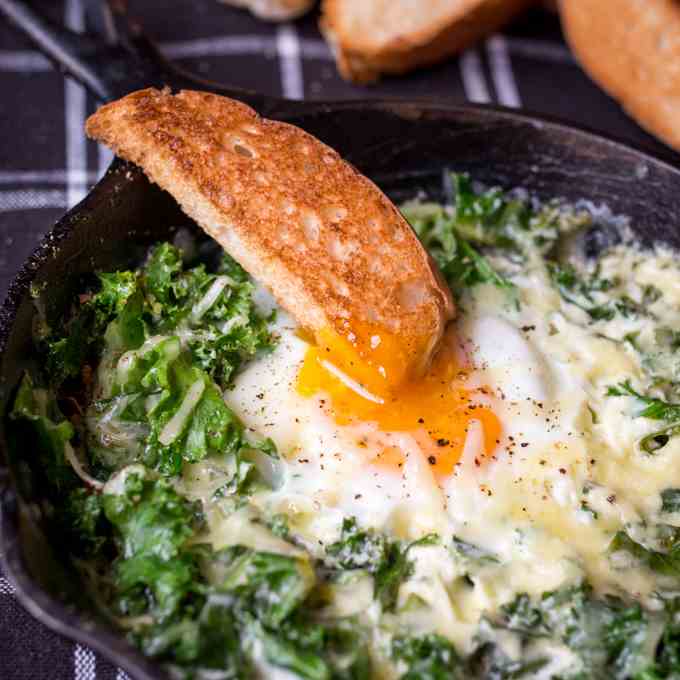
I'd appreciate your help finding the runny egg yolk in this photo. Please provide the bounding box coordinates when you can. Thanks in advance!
[296,324,501,477]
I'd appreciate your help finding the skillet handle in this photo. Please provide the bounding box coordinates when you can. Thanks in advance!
[0,0,286,114]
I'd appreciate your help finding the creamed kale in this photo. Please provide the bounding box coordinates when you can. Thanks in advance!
[10,176,680,678]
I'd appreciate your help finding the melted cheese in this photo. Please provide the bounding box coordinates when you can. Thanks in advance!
[183,244,680,677]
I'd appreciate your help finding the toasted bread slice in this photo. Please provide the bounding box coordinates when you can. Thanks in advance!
[219,0,314,21]
[561,0,680,151]
[86,88,454,383]
[320,0,532,83]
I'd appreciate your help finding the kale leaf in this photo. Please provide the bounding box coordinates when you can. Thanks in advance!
[549,260,662,323]
[402,174,516,295]
[60,487,108,556]
[142,244,274,387]
[392,633,465,680]
[392,585,663,680]
[451,536,499,565]
[640,597,680,678]
[103,470,205,620]
[80,246,278,478]
[661,489,680,514]
[467,639,548,679]
[325,517,437,612]
[10,372,77,490]
[606,380,680,453]
[609,528,680,580]
[91,352,242,476]
[45,270,144,383]
[213,545,314,627]
[131,533,370,679]
[403,172,592,301]
[607,381,680,421]
[547,262,627,321]
[44,242,273,392]
[493,584,656,679]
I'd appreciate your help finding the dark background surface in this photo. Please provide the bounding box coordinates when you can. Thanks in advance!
[1,1,679,678]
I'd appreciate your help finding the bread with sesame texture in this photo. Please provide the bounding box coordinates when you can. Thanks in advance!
[86,88,454,377]
[218,0,314,21]
[320,0,532,84]
[560,0,680,151]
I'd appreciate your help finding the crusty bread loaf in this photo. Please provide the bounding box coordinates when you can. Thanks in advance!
[86,88,454,379]
[560,0,680,152]
[219,0,314,21]
[320,0,532,83]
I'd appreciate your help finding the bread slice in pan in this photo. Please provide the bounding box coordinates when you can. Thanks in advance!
[218,0,314,21]
[320,0,532,84]
[86,88,454,387]
[561,0,680,152]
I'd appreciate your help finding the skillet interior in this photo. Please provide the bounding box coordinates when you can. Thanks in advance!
[1,102,680,679]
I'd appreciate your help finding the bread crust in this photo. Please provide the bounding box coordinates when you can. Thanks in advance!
[86,88,453,376]
[560,0,680,151]
[320,0,532,83]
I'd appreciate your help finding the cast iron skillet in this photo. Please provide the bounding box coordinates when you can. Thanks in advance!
[2,1,680,678]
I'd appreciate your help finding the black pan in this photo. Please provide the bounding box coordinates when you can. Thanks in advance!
[1,2,680,678]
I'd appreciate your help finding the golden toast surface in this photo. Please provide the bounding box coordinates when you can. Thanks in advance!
[561,0,680,152]
[321,0,532,83]
[87,88,454,378]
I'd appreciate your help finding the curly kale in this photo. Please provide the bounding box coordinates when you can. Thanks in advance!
[123,510,370,679]
[392,633,465,680]
[402,196,515,295]
[325,517,438,612]
[38,242,278,477]
[402,173,589,300]
[606,380,680,453]
[103,471,205,620]
[142,244,274,385]
[489,584,671,679]
[609,526,680,581]
[10,372,77,490]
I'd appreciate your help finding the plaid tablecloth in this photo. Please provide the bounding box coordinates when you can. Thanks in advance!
[1,1,678,678]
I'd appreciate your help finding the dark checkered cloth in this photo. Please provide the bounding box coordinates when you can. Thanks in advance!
[0,1,677,678]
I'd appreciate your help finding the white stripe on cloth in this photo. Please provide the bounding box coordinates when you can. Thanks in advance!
[0,50,51,71]
[0,35,572,77]
[459,49,491,104]
[163,34,276,59]
[0,170,98,185]
[74,644,96,680]
[0,576,15,594]
[276,24,304,100]
[0,37,333,73]
[505,37,575,64]
[64,0,88,208]
[116,669,131,680]
[0,189,67,212]
[163,35,331,62]
[486,35,521,108]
